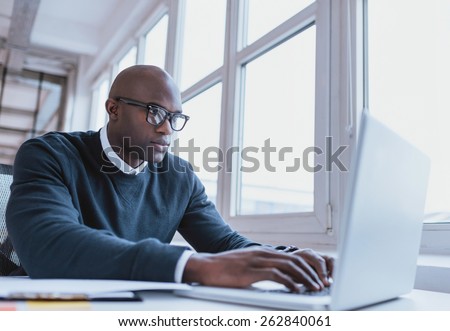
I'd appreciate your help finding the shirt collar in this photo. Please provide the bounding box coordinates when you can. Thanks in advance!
[100,125,148,175]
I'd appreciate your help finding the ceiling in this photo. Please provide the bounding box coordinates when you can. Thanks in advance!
[0,0,125,74]
[0,0,134,165]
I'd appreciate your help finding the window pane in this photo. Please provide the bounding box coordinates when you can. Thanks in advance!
[118,46,137,73]
[368,0,450,220]
[238,26,316,215]
[173,84,222,204]
[92,79,110,130]
[144,15,168,68]
[246,0,314,45]
[180,0,226,90]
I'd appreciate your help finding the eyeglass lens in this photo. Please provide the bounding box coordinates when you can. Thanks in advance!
[147,106,187,131]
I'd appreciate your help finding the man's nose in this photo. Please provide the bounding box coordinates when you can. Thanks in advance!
[156,118,173,135]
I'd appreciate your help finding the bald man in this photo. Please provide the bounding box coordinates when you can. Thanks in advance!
[6,65,333,292]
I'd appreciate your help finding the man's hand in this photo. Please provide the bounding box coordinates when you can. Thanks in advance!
[290,248,334,287]
[182,246,334,292]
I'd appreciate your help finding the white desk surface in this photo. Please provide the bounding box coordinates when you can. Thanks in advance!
[83,289,450,311]
[2,289,448,311]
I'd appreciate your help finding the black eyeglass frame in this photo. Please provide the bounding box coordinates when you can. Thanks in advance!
[115,96,190,131]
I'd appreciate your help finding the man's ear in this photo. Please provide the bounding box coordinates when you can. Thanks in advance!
[105,98,119,120]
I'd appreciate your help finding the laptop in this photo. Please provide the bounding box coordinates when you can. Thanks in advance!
[175,111,431,310]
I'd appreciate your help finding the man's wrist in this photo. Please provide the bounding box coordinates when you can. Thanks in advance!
[181,253,211,284]
[174,250,195,283]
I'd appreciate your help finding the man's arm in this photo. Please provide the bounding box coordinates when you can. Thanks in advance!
[6,138,188,281]
[177,166,260,253]
[182,247,333,292]
[177,165,334,291]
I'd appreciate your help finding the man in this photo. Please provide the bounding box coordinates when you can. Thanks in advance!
[6,65,333,293]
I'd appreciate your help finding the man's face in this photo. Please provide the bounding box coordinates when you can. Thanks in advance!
[111,74,183,164]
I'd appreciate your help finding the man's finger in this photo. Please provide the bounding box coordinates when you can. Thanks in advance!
[253,268,300,293]
[251,255,323,291]
[293,249,332,286]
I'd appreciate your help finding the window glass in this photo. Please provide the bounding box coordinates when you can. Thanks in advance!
[368,0,450,220]
[92,79,110,130]
[144,15,168,68]
[173,84,223,204]
[246,0,314,45]
[118,46,137,73]
[180,0,226,90]
[238,26,316,215]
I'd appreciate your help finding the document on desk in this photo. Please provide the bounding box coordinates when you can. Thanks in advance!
[0,277,191,301]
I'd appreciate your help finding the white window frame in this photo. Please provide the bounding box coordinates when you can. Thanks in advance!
[217,0,335,246]
[135,3,169,67]
[89,72,111,130]
[84,0,353,248]
[81,0,450,253]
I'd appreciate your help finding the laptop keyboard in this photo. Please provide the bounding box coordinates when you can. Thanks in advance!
[252,284,331,296]
[301,286,331,296]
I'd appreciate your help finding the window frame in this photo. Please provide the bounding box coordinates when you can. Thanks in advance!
[83,0,450,253]
[218,0,335,245]
[136,4,169,67]
[85,0,352,248]
[89,73,111,130]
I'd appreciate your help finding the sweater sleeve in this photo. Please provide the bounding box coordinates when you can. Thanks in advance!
[6,138,189,282]
[177,165,260,253]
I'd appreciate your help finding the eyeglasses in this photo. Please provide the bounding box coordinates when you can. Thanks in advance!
[116,96,190,132]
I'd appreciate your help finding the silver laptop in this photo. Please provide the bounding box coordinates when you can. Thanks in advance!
[175,111,430,310]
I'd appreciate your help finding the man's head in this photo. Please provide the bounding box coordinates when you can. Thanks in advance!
[105,65,184,166]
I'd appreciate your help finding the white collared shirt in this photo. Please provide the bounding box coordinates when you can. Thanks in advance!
[99,124,192,282]
[100,125,148,175]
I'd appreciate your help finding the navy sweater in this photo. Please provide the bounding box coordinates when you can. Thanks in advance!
[6,130,258,281]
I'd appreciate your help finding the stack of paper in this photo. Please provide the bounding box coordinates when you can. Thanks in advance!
[0,277,191,301]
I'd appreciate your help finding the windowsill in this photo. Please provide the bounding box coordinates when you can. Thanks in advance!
[294,245,450,294]
[417,253,450,268]
[415,253,450,293]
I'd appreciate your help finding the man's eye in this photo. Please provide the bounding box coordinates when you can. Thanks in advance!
[148,107,159,116]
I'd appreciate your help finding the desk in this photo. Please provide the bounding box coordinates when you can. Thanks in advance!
[103,290,450,311]
[6,289,445,311]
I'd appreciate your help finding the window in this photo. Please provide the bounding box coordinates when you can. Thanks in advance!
[176,0,227,207]
[80,0,450,251]
[238,26,316,215]
[365,0,450,252]
[117,46,137,73]
[224,0,332,241]
[180,0,226,90]
[175,84,223,205]
[246,0,314,45]
[89,45,137,129]
[367,0,450,220]
[90,79,110,130]
[86,0,334,245]
[143,15,168,68]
